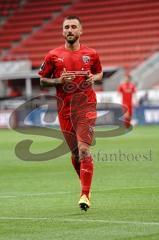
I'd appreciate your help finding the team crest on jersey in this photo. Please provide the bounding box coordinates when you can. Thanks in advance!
[82,55,90,63]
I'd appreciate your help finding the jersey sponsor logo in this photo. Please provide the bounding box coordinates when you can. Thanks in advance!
[82,55,90,63]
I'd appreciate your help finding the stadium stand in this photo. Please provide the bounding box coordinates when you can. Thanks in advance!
[1,0,159,71]
[0,0,19,17]
[0,0,72,59]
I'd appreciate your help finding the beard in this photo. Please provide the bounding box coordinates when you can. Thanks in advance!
[66,35,78,44]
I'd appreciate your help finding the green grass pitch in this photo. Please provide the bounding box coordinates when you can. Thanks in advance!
[0,126,159,240]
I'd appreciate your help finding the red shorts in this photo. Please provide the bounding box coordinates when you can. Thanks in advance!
[58,111,96,153]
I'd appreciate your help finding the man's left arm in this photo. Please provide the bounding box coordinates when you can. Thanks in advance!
[86,51,103,84]
[86,71,103,84]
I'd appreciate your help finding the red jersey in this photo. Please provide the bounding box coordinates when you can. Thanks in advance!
[38,45,102,116]
[118,81,136,107]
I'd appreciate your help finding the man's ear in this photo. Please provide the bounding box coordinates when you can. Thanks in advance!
[80,24,83,35]
[80,25,83,35]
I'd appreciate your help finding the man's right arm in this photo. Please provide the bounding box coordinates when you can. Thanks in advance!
[40,77,63,87]
[40,69,76,87]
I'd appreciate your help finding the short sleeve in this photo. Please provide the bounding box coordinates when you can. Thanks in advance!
[91,52,102,74]
[38,53,54,78]
[117,85,122,93]
[132,84,136,93]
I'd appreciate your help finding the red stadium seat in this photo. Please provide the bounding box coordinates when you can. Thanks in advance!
[1,0,159,70]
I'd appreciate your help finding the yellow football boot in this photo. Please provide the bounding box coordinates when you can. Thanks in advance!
[78,194,90,211]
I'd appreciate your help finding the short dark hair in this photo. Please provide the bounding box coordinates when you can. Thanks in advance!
[63,16,82,25]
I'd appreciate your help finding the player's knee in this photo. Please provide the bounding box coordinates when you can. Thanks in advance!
[79,147,90,160]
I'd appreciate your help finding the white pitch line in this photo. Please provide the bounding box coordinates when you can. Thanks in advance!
[0,217,159,226]
[0,217,49,220]
[63,219,159,226]
[0,195,17,198]
[0,185,158,199]
[0,191,71,198]
[95,186,159,192]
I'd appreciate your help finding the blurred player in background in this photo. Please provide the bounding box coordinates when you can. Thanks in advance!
[117,73,136,128]
[38,16,103,211]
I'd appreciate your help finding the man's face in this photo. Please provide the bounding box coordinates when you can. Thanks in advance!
[63,19,82,44]
[125,76,131,82]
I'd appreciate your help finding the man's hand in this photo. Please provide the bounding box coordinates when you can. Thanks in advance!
[85,71,94,84]
[40,68,76,86]
[86,71,103,84]
[59,68,75,83]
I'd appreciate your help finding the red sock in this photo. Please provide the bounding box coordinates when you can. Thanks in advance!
[80,156,94,198]
[71,155,80,178]
[125,117,131,128]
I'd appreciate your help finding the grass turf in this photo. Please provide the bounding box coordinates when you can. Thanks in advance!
[0,126,159,240]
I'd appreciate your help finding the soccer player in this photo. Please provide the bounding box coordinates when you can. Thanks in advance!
[38,16,103,211]
[117,73,136,128]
